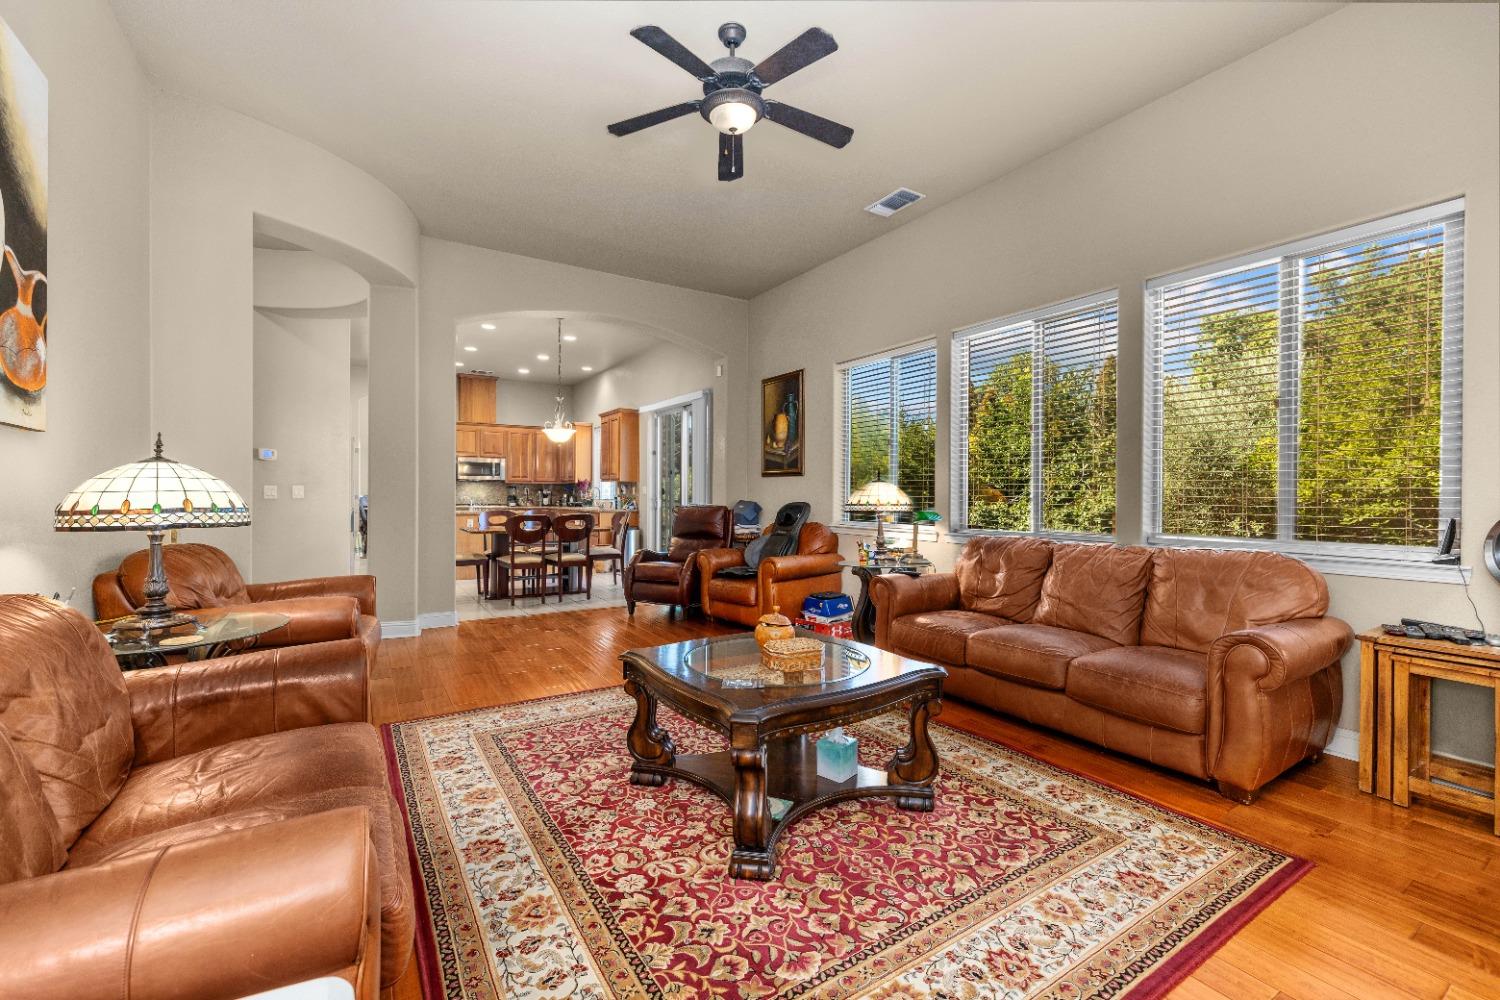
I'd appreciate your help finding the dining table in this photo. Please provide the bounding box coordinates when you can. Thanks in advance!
[461,520,596,600]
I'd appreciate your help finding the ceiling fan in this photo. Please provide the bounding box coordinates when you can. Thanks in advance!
[606,21,853,181]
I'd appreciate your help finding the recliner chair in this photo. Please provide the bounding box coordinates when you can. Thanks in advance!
[624,505,732,617]
[698,520,843,626]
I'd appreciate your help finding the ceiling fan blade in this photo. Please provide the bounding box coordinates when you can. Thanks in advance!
[718,132,744,181]
[764,101,853,148]
[607,101,701,137]
[752,27,838,87]
[630,26,715,80]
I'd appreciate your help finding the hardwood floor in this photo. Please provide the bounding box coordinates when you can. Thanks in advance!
[374,608,1500,1000]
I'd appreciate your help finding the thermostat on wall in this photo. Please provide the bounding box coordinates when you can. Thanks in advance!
[255,447,277,461]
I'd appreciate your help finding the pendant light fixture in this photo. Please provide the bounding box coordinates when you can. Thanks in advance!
[542,318,576,443]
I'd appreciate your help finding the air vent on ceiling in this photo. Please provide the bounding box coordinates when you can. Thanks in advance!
[465,368,495,376]
[865,187,925,218]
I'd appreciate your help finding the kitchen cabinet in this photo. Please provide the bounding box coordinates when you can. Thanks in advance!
[456,374,497,423]
[573,422,593,483]
[535,432,560,484]
[598,408,640,482]
[477,426,507,458]
[456,511,488,580]
[506,427,536,482]
[455,424,478,456]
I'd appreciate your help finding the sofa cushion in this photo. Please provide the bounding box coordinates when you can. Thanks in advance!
[68,723,414,986]
[966,624,1117,690]
[955,537,1053,622]
[118,542,251,610]
[0,726,66,882]
[1140,547,1330,653]
[1067,646,1209,735]
[632,561,684,584]
[1033,543,1154,646]
[889,610,1006,665]
[707,575,758,606]
[0,595,133,849]
[665,506,730,561]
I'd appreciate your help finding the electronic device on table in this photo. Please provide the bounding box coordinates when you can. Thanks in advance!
[1380,618,1499,646]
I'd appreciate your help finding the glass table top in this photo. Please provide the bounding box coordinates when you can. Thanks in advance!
[679,633,871,689]
[104,610,291,656]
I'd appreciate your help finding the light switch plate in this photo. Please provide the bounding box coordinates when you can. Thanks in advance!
[263,485,278,500]
[291,484,305,499]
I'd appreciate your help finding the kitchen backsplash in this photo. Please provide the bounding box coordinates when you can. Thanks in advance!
[455,481,507,506]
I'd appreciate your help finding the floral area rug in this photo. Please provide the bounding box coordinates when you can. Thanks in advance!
[384,688,1307,999]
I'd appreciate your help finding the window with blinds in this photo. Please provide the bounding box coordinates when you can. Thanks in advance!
[1145,200,1464,557]
[952,292,1118,536]
[838,343,937,523]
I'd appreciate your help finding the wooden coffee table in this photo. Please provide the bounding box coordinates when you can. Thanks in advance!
[620,631,945,880]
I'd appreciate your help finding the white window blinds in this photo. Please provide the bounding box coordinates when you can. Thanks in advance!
[838,343,937,522]
[1145,200,1463,556]
[952,291,1118,536]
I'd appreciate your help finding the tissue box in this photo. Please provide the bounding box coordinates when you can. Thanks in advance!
[817,728,858,782]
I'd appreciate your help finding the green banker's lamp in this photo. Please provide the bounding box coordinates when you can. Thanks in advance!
[905,510,942,564]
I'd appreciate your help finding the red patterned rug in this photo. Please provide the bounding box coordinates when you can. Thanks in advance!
[384,688,1307,999]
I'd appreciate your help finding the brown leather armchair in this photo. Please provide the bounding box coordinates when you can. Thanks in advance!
[93,542,381,668]
[0,593,411,998]
[699,521,843,627]
[624,505,732,617]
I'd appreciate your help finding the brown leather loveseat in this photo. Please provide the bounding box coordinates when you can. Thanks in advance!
[0,593,412,998]
[625,505,732,616]
[94,542,381,668]
[698,521,843,627]
[872,538,1350,801]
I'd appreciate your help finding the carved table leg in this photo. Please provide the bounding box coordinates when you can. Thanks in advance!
[889,695,941,811]
[624,677,674,786]
[728,744,775,880]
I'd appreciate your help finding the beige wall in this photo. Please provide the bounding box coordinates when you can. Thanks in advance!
[416,236,750,618]
[148,88,421,619]
[494,378,572,426]
[0,1,152,607]
[746,4,1500,761]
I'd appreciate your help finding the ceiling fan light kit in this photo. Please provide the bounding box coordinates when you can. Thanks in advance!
[606,21,853,181]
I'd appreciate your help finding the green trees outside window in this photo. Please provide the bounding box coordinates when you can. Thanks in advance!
[842,346,937,522]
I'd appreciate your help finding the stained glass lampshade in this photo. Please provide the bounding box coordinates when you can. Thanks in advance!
[55,433,250,633]
[845,481,912,552]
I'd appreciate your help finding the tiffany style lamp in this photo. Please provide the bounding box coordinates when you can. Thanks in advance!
[54,433,251,634]
[845,481,912,555]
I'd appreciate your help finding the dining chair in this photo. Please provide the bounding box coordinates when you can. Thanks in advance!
[543,512,595,601]
[492,512,552,606]
[456,553,488,597]
[591,511,632,584]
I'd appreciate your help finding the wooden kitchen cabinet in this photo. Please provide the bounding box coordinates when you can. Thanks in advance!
[534,432,560,483]
[573,422,592,483]
[455,423,479,455]
[506,427,536,482]
[598,408,640,482]
[477,426,507,458]
[456,374,498,423]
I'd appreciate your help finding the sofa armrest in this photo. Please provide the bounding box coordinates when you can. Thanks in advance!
[761,552,842,582]
[630,549,670,568]
[697,547,747,577]
[247,574,377,616]
[197,595,361,649]
[1210,617,1353,691]
[0,807,380,1000]
[126,637,370,765]
[870,573,961,651]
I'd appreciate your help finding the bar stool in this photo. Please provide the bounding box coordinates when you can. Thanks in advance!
[544,512,595,601]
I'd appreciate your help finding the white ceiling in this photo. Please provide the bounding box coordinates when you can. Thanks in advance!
[112,1,1338,299]
[456,313,675,386]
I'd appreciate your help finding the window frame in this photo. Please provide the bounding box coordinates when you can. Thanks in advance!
[832,339,939,531]
[949,288,1120,541]
[1141,199,1465,578]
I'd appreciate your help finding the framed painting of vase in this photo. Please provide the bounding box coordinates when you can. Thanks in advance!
[0,17,47,432]
[761,369,803,476]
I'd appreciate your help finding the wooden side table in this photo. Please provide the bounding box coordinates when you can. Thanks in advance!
[1358,628,1499,834]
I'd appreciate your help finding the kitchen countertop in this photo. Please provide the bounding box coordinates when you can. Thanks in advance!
[455,505,633,513]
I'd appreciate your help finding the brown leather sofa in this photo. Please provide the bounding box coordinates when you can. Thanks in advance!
[625,505,732,616]
[698,521,843,627]
[94,542,381,669]
[0,593,412,998]
[872,537,1350,801]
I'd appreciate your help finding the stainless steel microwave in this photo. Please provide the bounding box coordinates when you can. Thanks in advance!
[456,456,507,481]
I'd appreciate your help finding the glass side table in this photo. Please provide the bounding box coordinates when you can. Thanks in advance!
[839,559,935,643]
[101,610,291,670]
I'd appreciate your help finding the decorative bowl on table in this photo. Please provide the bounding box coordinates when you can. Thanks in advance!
[754,606,795,648]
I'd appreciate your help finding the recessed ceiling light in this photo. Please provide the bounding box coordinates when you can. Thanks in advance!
[480,322,496,331]
[563,334,577,342]
[580,365,594,372]
[537,353,549,361]
[455,361,463,367]
[463,345,478,352]
[517,367,530,375]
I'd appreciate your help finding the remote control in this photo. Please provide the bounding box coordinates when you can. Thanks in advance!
[1399,618,1486,644]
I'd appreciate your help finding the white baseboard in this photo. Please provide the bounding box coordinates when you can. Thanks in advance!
[380,619,419,639]
[418,610,459,631]
[1325,727,1359,762]
[381,612,458,639]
